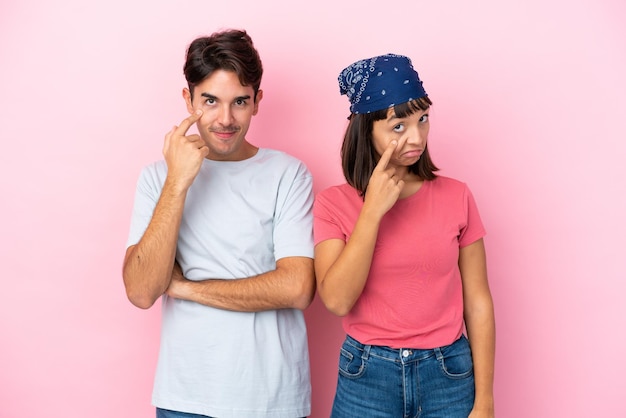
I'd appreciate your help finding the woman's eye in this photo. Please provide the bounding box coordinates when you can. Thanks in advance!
[419,114,429,123]
[393,124,404,132]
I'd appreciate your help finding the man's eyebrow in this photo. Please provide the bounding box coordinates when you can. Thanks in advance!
[199,93,251,102]
[200,93,217,100]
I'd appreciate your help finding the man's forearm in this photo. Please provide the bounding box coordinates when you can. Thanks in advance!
[167,257,315,312]
[123,180,188,309]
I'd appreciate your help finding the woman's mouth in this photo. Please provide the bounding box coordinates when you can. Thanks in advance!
[401,149,423,158]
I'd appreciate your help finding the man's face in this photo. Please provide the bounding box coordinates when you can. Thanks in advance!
[184,69,262,161]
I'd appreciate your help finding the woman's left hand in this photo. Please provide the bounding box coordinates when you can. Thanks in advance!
[468,406,495,418]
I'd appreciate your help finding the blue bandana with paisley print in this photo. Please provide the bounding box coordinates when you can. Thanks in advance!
[338,54,427,114]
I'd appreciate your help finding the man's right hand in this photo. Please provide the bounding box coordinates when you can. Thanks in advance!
[162,110,209,192]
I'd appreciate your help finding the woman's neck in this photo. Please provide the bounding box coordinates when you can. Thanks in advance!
[399,172,424,199]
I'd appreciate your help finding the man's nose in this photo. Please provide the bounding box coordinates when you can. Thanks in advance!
[217,105,233,125]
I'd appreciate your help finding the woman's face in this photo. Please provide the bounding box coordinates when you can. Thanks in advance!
[371,107,430,169]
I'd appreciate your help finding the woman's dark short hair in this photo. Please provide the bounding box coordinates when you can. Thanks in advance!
[341,96,438,197]
[183,29,263,100]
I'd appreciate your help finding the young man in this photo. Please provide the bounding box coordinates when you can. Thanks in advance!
[123,29,315,418]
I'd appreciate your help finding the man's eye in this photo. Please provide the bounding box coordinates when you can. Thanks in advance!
[235,99,247,106]
[419,114,429,123]
[205,98,215,105]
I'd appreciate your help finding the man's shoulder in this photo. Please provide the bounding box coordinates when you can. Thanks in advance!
[258,148,303,163]
[139,159,167,173]
[134,160,167,186]
[256,148,310,174]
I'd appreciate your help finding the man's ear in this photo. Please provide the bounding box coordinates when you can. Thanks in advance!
[183,88,194,114]
[253,89,263,115]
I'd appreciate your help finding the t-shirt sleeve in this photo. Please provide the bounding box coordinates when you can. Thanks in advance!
[125,164,163,248]
[458,184,486,248]
[313,189,346,246]
[272,161,315,260]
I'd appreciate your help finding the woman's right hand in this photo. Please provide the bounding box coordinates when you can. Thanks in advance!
[363,140,404,218]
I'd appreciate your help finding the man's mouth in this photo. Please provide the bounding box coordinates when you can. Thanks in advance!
[210,126,240,134]
[210,127,240,140]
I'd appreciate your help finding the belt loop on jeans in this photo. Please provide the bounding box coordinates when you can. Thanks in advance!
[362,344,371,360]
[434,347,443,361]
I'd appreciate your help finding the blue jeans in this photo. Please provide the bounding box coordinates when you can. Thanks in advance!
[156,407,305,418]
[331,334,475,418]
[156,408,212,418]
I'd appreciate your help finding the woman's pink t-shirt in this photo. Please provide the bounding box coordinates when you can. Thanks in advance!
[314,176,486,349]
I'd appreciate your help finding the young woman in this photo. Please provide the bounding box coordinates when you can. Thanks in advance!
[314,54,495,418]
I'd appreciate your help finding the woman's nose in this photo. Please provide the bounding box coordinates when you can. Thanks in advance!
[406,125,422,145]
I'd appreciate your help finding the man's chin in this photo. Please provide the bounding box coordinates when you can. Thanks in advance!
[206,143,244,161]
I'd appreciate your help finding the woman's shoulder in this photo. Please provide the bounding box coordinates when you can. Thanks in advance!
[317,183,358,197]
[316,183,362,202]
[429,175,470,191]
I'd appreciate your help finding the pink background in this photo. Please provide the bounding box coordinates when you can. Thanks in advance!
[1,0,625,417]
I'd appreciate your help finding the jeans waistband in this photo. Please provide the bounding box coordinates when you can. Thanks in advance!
[344,334,466,362]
